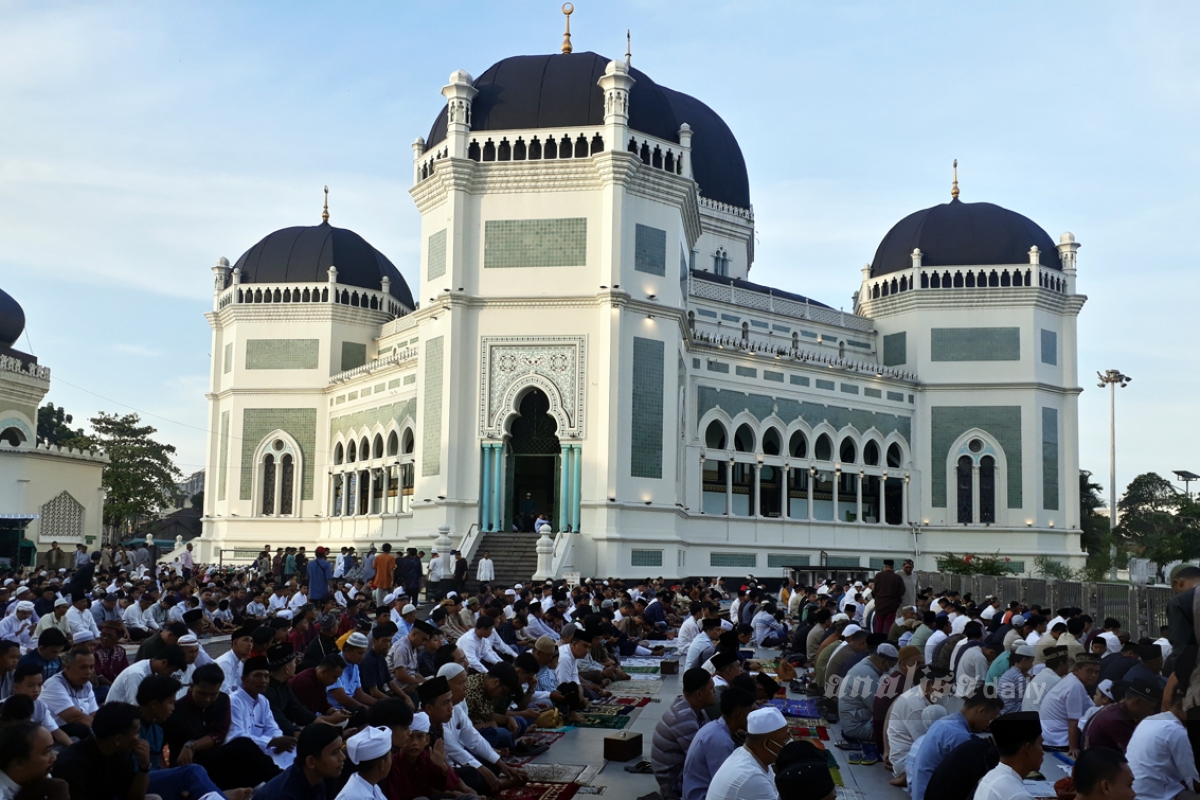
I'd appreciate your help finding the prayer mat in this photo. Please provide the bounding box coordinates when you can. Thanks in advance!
[628,673,662,680]
[611,679,662,696]
[756,659,780,671]
[576,787,606,795]
[770,698,818,717]
[572,713,633,730]
[520,764,588,783]
[521,731,567,748]
[497,782,580,800]
[623,666,660,674]
[788,725,830,741]
[621,657,664,667]
[592,697,651,709]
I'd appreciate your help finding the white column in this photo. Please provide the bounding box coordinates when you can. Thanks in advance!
[972,464,981,524]
[753,462,762,517]
[878,474,886,525]
[856,470,863,524]
[903,475,910,524]
[441,70,478,159]
[832,468,841,523]
[699,455,707,513]
[726,459,733,516]
[807,466,814,520]
[782,466,790,520]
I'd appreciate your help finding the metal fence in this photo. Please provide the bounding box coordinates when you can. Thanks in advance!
[912,571,1172,641]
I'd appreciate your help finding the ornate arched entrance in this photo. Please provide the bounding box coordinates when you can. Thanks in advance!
[508,389,560,532]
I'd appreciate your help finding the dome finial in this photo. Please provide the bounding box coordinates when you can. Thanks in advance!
[322,185,330,223]
[561,3,574,54]
[625,29,631,67]
[951,159,959,200]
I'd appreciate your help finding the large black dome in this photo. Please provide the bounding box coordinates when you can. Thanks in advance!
[231,222,414,310]
[425,52,751,209]
[871,199,1060,278]
[0,288,25,349]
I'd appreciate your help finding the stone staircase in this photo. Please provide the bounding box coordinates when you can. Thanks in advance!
[469,531,541,589]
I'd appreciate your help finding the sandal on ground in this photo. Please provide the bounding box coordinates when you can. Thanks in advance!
[624,761,654,774]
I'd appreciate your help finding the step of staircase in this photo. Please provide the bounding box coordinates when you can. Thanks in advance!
[469,531,542,588]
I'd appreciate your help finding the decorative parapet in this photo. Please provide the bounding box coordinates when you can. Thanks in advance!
[699,196,754,221]
[328,347,419,385]
[0,354,50,381]
[690,331,918,383]
[689,274,873,333]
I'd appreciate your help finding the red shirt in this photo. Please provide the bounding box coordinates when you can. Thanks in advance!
[288,667,332,714]
[386,750,460,800]
[93,643,129,683]
[1083,702,1137,751]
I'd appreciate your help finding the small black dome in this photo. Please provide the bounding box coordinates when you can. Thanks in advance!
[871,199,1061,278]
[0,288,26,349]
[232,222,414,310]
[425,52,751,209]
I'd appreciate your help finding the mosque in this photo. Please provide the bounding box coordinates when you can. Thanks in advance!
[197,15,1087,579]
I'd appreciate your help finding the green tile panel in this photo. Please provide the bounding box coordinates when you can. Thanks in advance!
[887,391,905,402]
[239,408,317,500]
[374,383,385,393]
[930,327,1020,361]
[246,339,319,370]
[223,343,233,374]
[1043,407,1059,511]
[768,554,809,568]
[631,549,664,568]
[815,379,835,391]
[883,332,907,367]
[825,556,861,568]
[695,386,912,442]
[403,374,416,385]
[707,360,729,374]
[387,379,401,389]
[846,340,871,350]
[631,337,665,479]
[790,375,810,387]
[711,552,756,568]
[840,384,859,395]
[864,388,882,398]
[764,371,784,383]
[484,218,587,268]
[427,229,447,281]
[721,314,740,323]
[634,224,666,276]
[1041,330,1057,366]
[341,342,367,372]
[330,399,417,442]
[697,309,718,319]
[931,406,1022,508]
[422,336,445,476]
[735,366,757,378]
[217,411,230,501]
[692,358,701,369]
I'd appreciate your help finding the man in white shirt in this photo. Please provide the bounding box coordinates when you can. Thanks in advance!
[229,655,297,769]
[1023,646,1070,713]
[421,668,519,797]
[708,707,789,800]
[476,552,495,584]
[121,593,160,641]
[39,647,98,735]
[180,543,196,579]
[427,550,445,601]
[105,646,187,706]
[1126,689,1200,800]
[1038,653,1100,756]
[65,596,101,643]
[215,624,256,694]
[885,669,950,782]
[924,615,952,664]
[459,617,504,673]
[676,603,705,653]
[685,619,723,671]
[973,711,1044,800]
[0,602,36,652]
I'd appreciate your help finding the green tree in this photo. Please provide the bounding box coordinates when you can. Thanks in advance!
[36,403,92,449]
[1115,472,1200,579]
[89,412,183,540]
[189,491,204,510]
[1079,470,1114,578]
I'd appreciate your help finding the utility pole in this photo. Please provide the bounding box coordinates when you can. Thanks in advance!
[1097,369,1131,579]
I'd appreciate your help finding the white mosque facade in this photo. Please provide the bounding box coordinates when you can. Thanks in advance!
[198,46,1086,578]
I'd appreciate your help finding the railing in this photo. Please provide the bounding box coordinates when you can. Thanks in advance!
[467,127,607,166]
[690,331,916,381]
[216,280,411,319]
[457,523,484,567]
[328,347,419,385]
[548,527,575,579]
[380,313,420,338]
[861,263,1071,306]
[909,571,1170,641]
[689,274,875,332]
[699,196,754,220]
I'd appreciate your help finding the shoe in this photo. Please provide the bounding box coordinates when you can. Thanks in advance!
[513,743,549,757]
[834,740,862,751]
[847,751,862,765]
[859,744,879,766]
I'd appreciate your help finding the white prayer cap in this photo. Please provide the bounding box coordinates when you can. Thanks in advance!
[345,726,392,764]
[37,572,47,578]
[514,584,524,590]
[816,585,829,596]
[57,568,66,573]
[746,707,787,735]
[411,712,431,733]
[178,634,200,646]
[437,663,465,680]
[505,589,516,596]
[504,608,516,619]
[1014,644,1036,658]
[854,581,864,588]
[876,643,899,660]
[15,586,31,595]
[15,601,34,613]
[73,630,97,644]
[842,624,862,638]
[1097,679,1115,701]
[383,593,397,605]
[276,610,293,620]
[446,591,458,598]
[950,615,969,635]
[831,613,849,623]
[54,597,70,607]
[401,604,417,615]
[346,632,370,649]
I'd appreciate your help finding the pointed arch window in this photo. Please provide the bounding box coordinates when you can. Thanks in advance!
[258,436,301,517]
[979,456,996,523]
[956,455,973,524]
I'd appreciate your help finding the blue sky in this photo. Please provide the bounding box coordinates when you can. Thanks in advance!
[2,2,1196,506]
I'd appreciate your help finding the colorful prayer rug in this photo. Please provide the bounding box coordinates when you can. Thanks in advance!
[610,679,662,696]
[622,666,660,674]
[788,725,830,741]
[497,782,580,800]
[521,731,567,748]
[769,698,819,717]
[519,764,588,783]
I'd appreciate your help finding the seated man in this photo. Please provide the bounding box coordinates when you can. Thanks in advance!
[652,668,715,800]
[106,645,188,706]
[254,723,346,800]
[39,646,98,740]
[264,644,351,736]
[836,641,899,763]
[682,687,756,800]
[463,662,525,753]
[290,654,345,716]
[1125,684,1200,800]
[17,628,66,682]
[8,664,73,746]
[329,632,376,711]
[971,711,1044,800]
[230,654,299,770]
[163,662,282,791]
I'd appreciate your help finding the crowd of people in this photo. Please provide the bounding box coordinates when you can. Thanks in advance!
[2,543,1200,800]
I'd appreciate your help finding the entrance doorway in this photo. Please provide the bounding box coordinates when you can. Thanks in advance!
[508,389,560,533]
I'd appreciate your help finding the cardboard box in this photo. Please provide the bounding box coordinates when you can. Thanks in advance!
[660,659,679,675]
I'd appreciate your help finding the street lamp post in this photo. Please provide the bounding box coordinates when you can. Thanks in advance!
[1097,369,1132,579]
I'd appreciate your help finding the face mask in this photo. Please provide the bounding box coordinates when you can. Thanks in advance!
[764,736,786,757]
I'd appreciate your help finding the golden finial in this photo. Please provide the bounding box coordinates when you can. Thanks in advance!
[951,159,959,200]
[322,185,329,223]
[626,29,631,67]
[561,3,574,54]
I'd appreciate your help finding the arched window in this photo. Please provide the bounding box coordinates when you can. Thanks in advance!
[360,438,370,462]
[373,434,384,460]
[789,431,807,459]
[346,440,356,463]
[979,456,996,523]
[814,434,833,462]
[0,427,26,447]
[741,322,749,342]
[733,424,755,453]
[705,421,728,450]
[957,455,973,524]
[839,438,857,464]
[402,429,415,454]
[886,443,903,468]
[863,441,880,466]
[687,311,695,333]
[387,431,399,457]
[261,455,276,515]
[762,428,782,456]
